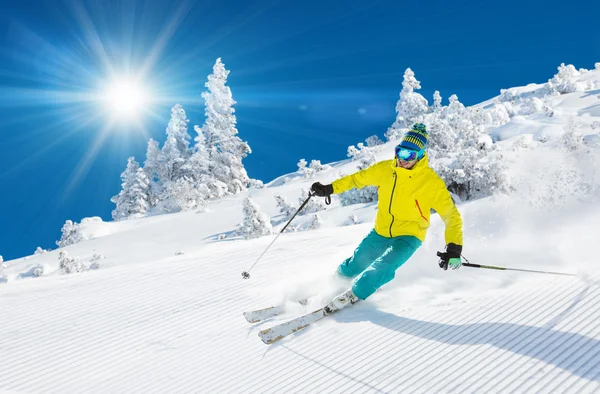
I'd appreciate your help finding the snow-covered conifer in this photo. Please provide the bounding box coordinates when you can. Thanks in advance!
[111,158,150,221]
[432,91,442,112]
[160,104,191,182]
[58,251,87,274]
[32,265,44,277]
[89,254,104,270]
[424,117,456,157]
[144,139,161,182]
[237,198,273,240]
[365,135,383,147]
[306,214,323,230]
[386,68,429,140]
[201,58,251,195]
[34,247,47,255]
[275,195,296,217]
[56,220,84,248]
[547,63,580,94]
[339,186,378,206]
[489,103,512,125]
[434,147,509,200]
[248,179,264,189]
[297,159,313,179]
[499,89,518,103]
[348,214,359,225]
[562,117,584,151]
[520,98,544,116]
[309,160,331,174]
[470,107,492,127]
[595,62,600,70]
[143,139,162,207]
[160,177,206,213]
[347,143,376,170]
[299,191,327,215]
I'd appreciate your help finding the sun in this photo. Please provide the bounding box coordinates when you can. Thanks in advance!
[101,77,151,120]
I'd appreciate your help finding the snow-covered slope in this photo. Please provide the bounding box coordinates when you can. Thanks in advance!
[2,67,600,393]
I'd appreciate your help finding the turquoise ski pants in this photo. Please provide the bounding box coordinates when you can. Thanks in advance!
[338,230,422,300]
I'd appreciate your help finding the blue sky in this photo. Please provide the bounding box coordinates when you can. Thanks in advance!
[0,0,598,261]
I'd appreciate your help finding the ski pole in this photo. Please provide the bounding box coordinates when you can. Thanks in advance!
[242,192,325,280]
[439,253,577,277]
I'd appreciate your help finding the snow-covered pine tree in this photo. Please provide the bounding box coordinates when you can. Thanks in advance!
[339,186,378,206]
[34,247,47,255]
[562,117,584,151]
[160,177,206,212]
[546,63,580,94]
[489,103,512,125]
[386,68,429,140]
[297,159,331,179]
[274,195,296,217]
[299,190,327,215]
[144,138,161,182]
[248,179,264,189]
[143,138,162,207]
[297,159,313,179]
[201,58,251,195]
[182,125,225,200]
[365,135,383,147]
[58,251,87,274]
[419,88,509,200]
[306,214,323,230]
[432,91,442,112]
[56,220,85,248]
[160,104,191,183]
[309,160,331,174]
[238,198,273,239]
[111,157,150,220]
[348,142,377,170]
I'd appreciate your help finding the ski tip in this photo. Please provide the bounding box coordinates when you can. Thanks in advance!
[243,312,256,323]
[258,328,278,344]
[258,328,275,345]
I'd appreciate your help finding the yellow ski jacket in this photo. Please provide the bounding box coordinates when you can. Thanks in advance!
[332,155,463,245]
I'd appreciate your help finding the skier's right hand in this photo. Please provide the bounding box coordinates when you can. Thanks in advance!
[437,243,462,270]
[311,182,334,197]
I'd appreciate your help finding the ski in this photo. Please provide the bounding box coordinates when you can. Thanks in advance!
[258,300,360,344]
[258,307,327,344]
[243,299,308,323]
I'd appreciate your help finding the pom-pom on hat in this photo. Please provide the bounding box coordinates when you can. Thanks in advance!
[397,123,428,159]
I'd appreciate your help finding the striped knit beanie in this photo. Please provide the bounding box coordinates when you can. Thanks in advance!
[398,123,428,159]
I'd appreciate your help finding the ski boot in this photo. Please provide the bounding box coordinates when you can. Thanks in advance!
[323,288,359,315]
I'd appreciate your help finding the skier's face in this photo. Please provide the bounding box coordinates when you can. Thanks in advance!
[397,157,417,169]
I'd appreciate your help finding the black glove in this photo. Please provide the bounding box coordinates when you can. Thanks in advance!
[437,243,462,270]
[311,182,333,197]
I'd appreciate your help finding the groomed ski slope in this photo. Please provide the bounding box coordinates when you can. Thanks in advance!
[2,71,600,393]
[1,212,600,393]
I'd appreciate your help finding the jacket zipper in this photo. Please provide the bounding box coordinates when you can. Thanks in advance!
[388,173,397,237]
[415,199,429,223]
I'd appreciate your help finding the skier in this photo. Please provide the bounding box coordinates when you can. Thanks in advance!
[311,123,463,314]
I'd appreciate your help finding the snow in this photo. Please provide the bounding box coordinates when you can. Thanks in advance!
[2,67,600,393]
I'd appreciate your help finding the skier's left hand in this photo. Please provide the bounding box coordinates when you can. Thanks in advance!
[437,243,462,270]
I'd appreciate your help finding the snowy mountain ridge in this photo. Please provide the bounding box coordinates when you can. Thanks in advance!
[1,64,600,393]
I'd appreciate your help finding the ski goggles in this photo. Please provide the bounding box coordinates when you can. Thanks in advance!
[395,146,419,162]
